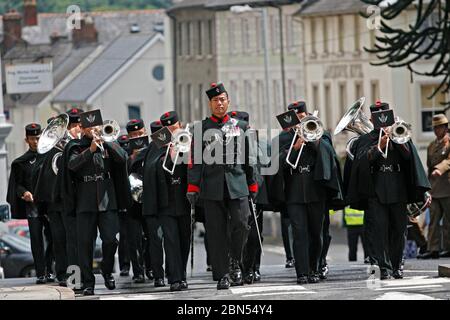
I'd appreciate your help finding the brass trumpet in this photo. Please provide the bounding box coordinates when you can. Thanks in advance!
[162,124,192,175]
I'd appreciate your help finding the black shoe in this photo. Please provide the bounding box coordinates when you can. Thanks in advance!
[439,250,450,258]
[58,278,67,287]
[253,270,261,282]
[83,287,95,296]
[229,259,243,286]
[392,269,403,279]
[206,265,212,272]
[285,259,295,268]
[103,274,116,290]
[307,273,320,284]
[73,288,84,294]
[36,276,47,285]
[297,275,308,284]
[145,269,154,280]
[380,270,392,280]
[417,251,439,259]
[46,273,56,283]
[132,274,145,284]
[154,278,165,287]
[244,271,254,284]
[319,265,329,280]
[180,280,188,290]
[170,282,182,292]
[120,268,130,277]
[217,276,230,290]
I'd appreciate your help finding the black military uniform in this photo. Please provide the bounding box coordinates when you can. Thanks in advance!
[122,119,152,283]
[147,111,192,291]
[142,120,167,287]
[7,123,54,284]
[187,83,257,289]
[61,110,131,295]
[34,117,71,286]
[274,102,343,284]
[347,102,431,279]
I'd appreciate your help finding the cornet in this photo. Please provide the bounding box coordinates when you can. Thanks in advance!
[286,111,324,169]
[92,120,121,158]
[162,124,192,175]
[378,117,411,159]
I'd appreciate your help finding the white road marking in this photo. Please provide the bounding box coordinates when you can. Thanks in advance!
[375,292,440,300]
[243,291,316,298]
[230,285,309,295]
[381,276,450,287]
[375,285,442,291]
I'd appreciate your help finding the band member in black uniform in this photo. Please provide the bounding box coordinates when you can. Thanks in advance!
[60,109,131,295]
[347,101,431,280]
[124,119,150,284]
[187,83,257,290]
[274,101,343,284]
[228,111,268,284]
[143,120,167,287]
[7,123,54,284]
[147,111,191,291]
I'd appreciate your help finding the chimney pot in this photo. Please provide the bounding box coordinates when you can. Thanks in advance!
[23,0,38,26]
[3,10,23,51]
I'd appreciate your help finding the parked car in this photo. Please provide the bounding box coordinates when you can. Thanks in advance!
[0,233,35,278]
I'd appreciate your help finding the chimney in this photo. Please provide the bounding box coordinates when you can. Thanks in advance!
[3,10,23,51]
[23,0,38,26]
[72,15,98,46]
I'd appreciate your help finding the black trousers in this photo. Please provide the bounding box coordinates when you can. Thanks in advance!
[27,216,52,277]
[47,211,68,280]
[141,221,152,272]
[76,210,118,289]
[63,213,78,269]
[280,208,294,261]
[286,202,325,276]
[204,197,250,281]
[320,211,331,268]
[144,215,165,279]
[367,199,407,272]
[126,214,145,276]
[118,213,130,271]
[159,214,191,284]
[243,208,264,273]
[347,225,368,261]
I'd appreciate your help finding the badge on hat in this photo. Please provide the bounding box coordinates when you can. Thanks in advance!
[206,82,227,100]
[80,109,103,128]
[276,110,300,129]
[372,109,395,129]
[150,126,173,148]
[129,135,149,150]
[25,123,42,136]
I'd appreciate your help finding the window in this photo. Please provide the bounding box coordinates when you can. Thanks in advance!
[128,105,141,120]
[273,80,281,112]
[244,80,252,108]
[189,22,195,56]
[152,65,164,81]
[178,84,184,119]
[242,18,251,53]
[324,84,332,129]
[271,15,280,52]
[354,15,360,53]
[197,21,203,56]
[371,80,380,102]
[339,82,347,119]
[311,18,316,55]
[286,15,294,52]
[198,84,204,118]
[230,80,239,106]
[323,18,328,54]
[288,79,297,102]
[177,22,183,56]
[355,81,363,100]
[228,18,236,54]
[255,16,264,54]
[312,84,319,111]
[186,22,192,56]
[207,20,213,55]
[256,80,264,127]
[338,16,344,53]
[187,84,192,120]
[420,84,447,132]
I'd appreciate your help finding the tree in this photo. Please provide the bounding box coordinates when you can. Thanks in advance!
[361,0,449,109]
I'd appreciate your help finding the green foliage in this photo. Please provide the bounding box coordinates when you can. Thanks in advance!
[0,0,172,15]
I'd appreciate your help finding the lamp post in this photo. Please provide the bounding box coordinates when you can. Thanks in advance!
[230,5,272,133]
[0,54,13,219]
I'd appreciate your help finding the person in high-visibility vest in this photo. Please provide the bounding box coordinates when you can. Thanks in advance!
[343,207,368,262]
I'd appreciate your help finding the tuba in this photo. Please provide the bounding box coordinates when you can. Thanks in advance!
[37,114,72,175]
[162,124,192,175]
[129,173,143,203]
[334,97,374,160]
[286,111,324,169]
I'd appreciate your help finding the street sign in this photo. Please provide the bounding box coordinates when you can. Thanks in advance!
[5,63,54,94]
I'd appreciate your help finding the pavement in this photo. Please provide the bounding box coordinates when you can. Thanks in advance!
[1,226,450,300]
